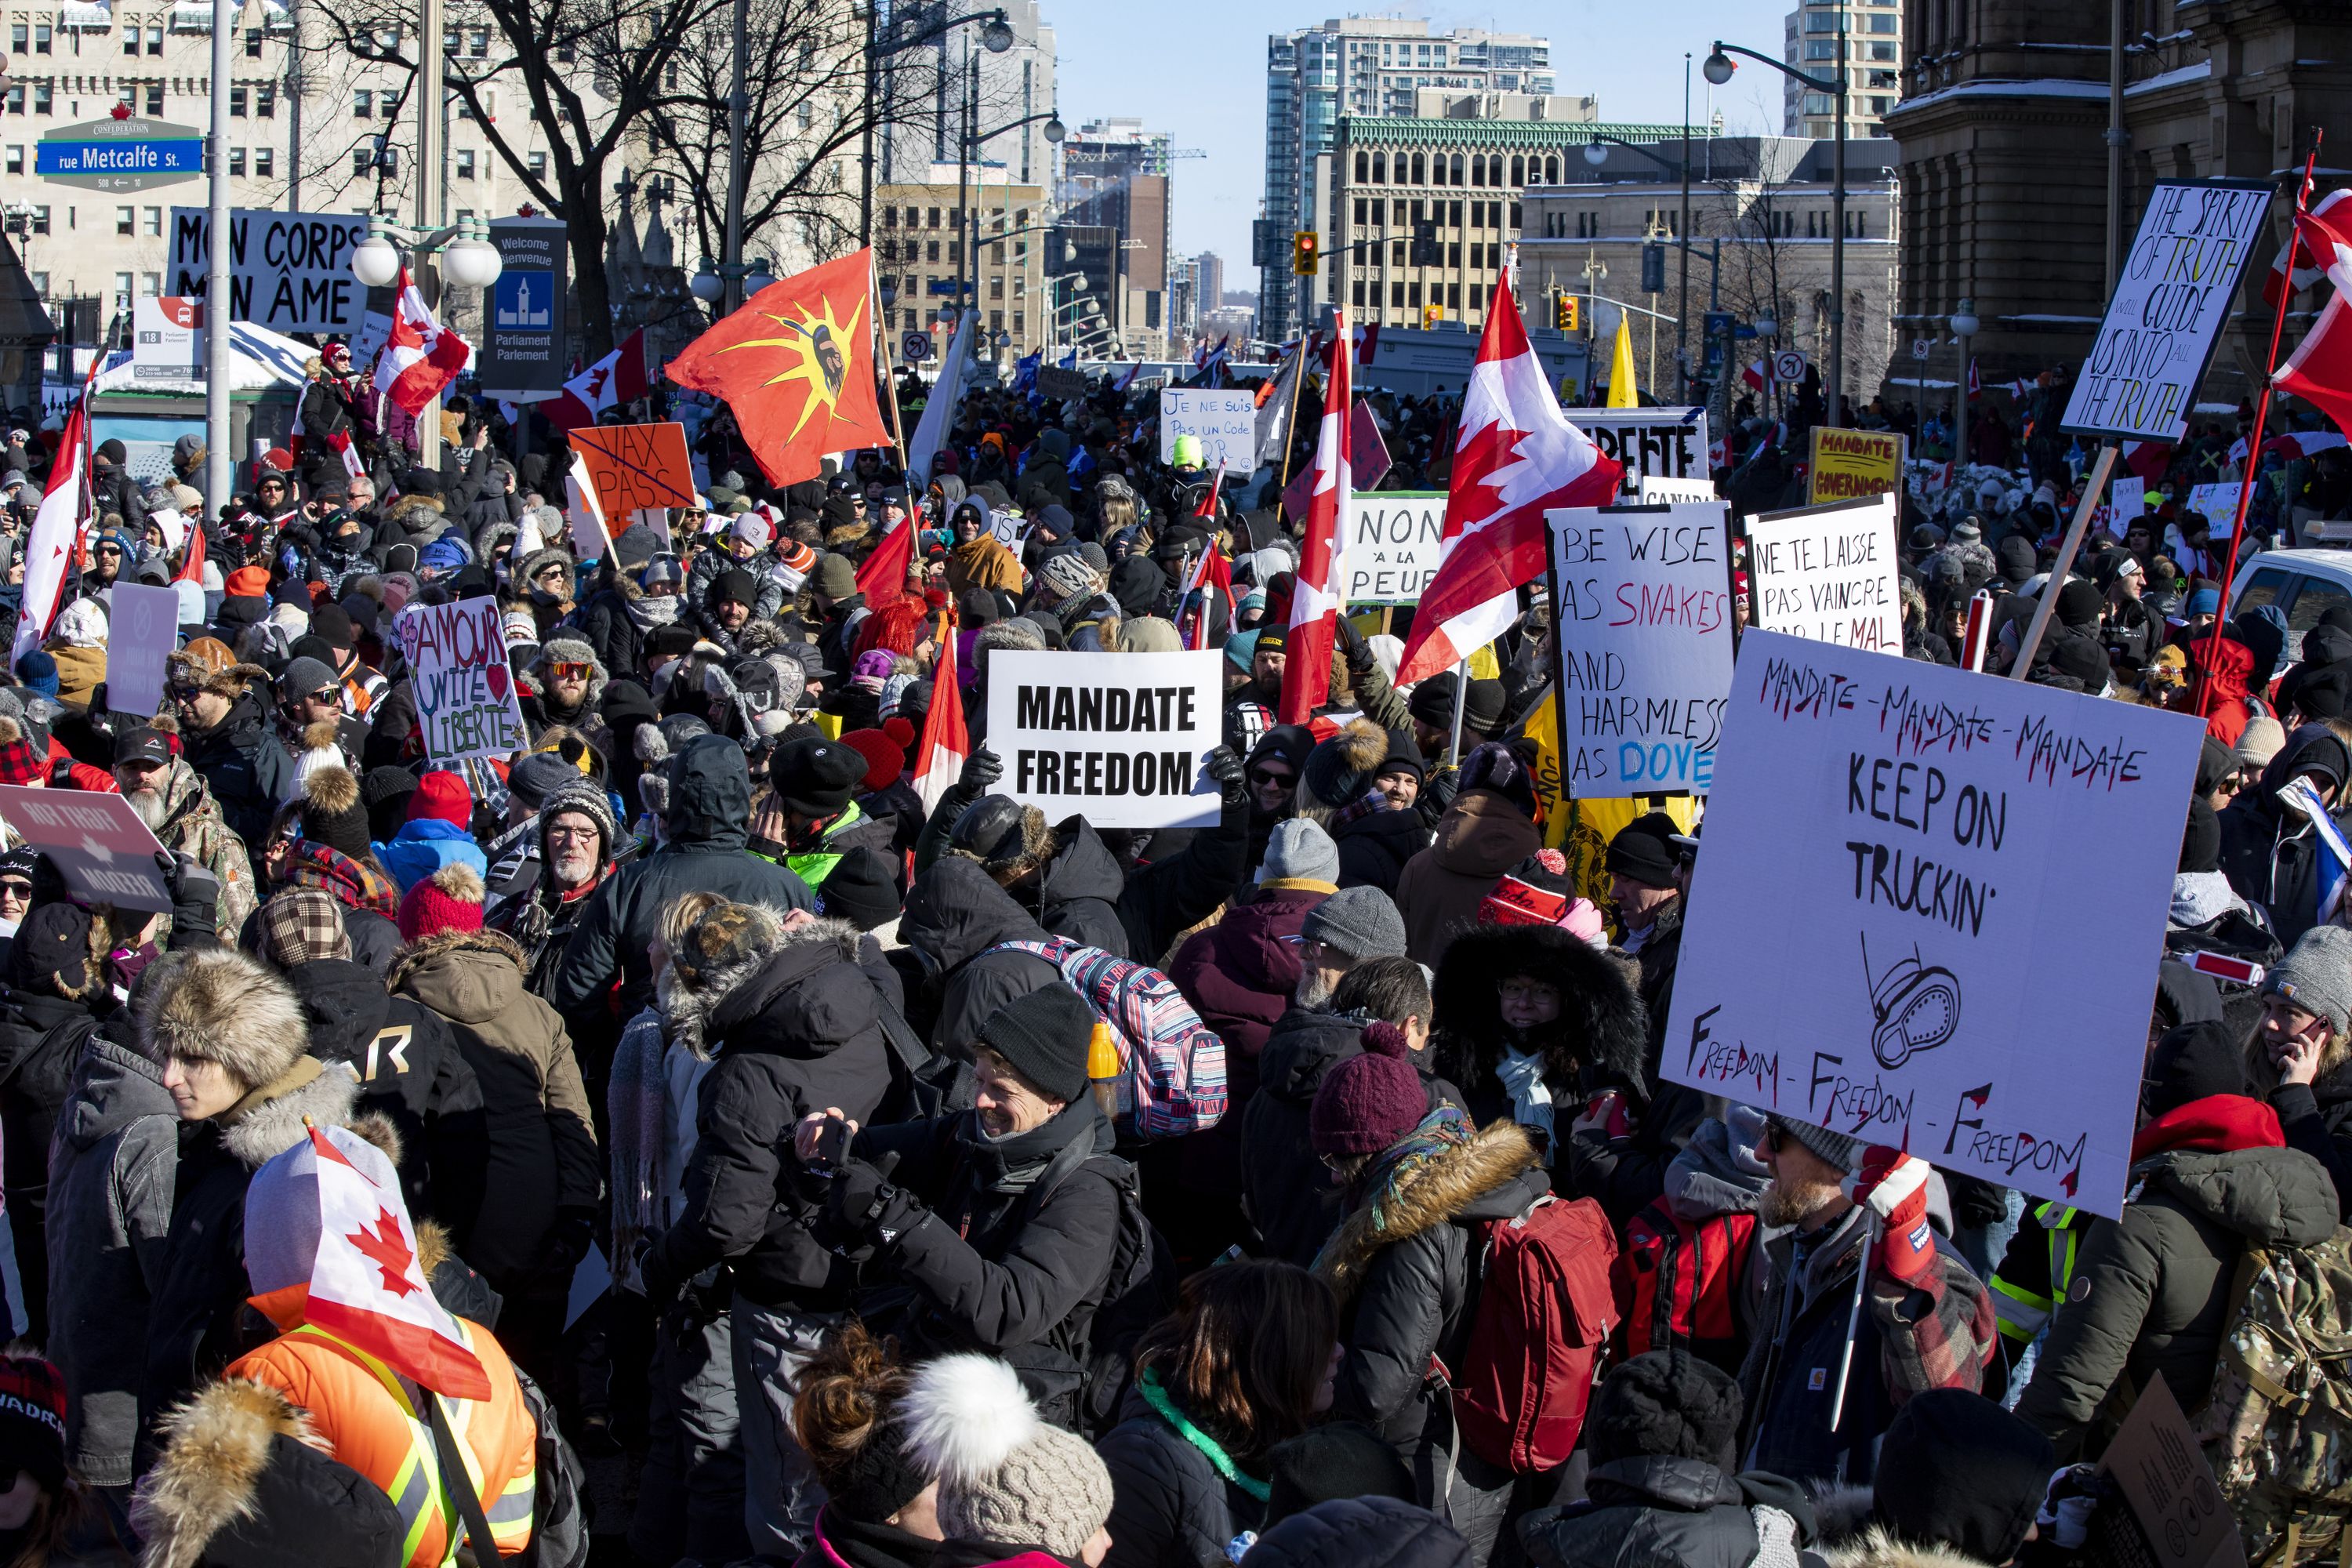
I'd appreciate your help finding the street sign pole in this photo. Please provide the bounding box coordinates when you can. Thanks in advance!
[202,0,232,511]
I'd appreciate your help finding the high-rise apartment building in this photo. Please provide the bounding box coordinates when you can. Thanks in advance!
[1058,118,1172,358]
[877,0,1058,194]
[1781,0,1904,139]
[1260,16,1552,340]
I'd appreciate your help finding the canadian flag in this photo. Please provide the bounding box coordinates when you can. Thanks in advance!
[12,381,90,664]
[2267,188,2352,306]
[1397,270,1623,684]
[2274,203,2352,444]
[1279,310,1354,724]
[267,1125,491,1399]
[2121,440,2173,484]
[546,328,649,433]
[374,266,473,417]
[909,652,971,817]
[855,510,915,608]
[325,427,366,483]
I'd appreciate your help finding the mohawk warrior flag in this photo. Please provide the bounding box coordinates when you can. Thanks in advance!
[1279,311,1353,724]
[374,266,474,416]
[664,249,891,488]
[544,328,649,432]
[1397,268,1623,684]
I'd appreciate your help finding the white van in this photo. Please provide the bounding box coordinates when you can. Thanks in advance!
[2229,547,2352,665]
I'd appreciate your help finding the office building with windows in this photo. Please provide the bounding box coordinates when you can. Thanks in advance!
[1782,0,1904,139]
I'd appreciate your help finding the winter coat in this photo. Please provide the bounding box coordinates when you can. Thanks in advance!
[51,641,105,710]
[1394,788,1543,966]
[575,583,648,684]
[47,1026,177,1487]
[1031,819,1133,956]
[373,817,490,895]
[1098,1382,1265,1568]
[287,956,488,1232]
[899,857,1063,1055]
[2015,1136,2336,1458]
[848,1100,1126,1420]
[389,929,598,1284]
[793,1510,936,1568]
[1235,1495,1477,1568]
[1737,1190,1993,1486]
[1330,806,1429,896]
[1168,881,1330,1120]
[645,916,895,1311]
[0,984,104,1306]
[550,732,814,1025]
[1521,1457,1820,1568]
[1429,923,1649,1144]
[1318,1120,1551,1470]
[180,690,293,873]
[143,760,263,942]
[141,1060,362,1459]
[2216,724,2352,946]
[2264,1036,2352,1218]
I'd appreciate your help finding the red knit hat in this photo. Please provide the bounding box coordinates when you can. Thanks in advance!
[406,770,473,827]
[397,862,485,942]
[840,728,902,793]
[1309,1021,1430,1156]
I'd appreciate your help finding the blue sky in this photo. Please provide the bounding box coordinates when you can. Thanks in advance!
[1049,0,1796,293]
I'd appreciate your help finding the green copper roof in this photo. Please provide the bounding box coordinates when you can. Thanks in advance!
[1337,117,1689,148]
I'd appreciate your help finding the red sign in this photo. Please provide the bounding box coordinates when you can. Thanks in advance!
[0,786,170,912]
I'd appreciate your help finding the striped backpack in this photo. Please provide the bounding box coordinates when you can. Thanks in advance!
[988,937,1228,1139]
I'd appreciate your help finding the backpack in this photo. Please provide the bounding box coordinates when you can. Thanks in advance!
[1615,1200,1757,1369]
[2194,1224,2352,1563]
[988,937,1226,1139]
[1446,1192,1620,1475]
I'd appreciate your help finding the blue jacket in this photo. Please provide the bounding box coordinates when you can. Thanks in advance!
[376,817,489,893]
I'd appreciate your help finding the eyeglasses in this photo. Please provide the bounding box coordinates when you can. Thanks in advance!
[0,880,30,904]
[168,682,203,700]
[546,824,599,843]
[1762,1123,1789,1154]
[96,544,122,557]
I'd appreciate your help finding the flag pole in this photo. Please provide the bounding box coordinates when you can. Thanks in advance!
[1276,337,1308,493]
[871,252,911,479]
[2201,132,2322,718]
[1446,656,1470,767]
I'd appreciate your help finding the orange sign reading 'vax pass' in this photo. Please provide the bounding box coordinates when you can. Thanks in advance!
[569,422,695,513]
[1807,426,1907,504]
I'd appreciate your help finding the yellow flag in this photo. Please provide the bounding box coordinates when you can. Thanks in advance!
[1606,313,1639,409]
[1516,689,1700,872]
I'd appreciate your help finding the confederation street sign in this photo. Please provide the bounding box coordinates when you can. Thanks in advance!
[38,116,202,192]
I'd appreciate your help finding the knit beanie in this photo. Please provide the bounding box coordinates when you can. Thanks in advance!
[1301,719,1391,810]
[1872,1390,2056,1568]
[840,729,904,793]
[1406,672,1505,738]
[507,750,580,813]
[1261,1421,1417,1527]
[13,649,56,700]
[2263,925,2352,1038]
[1310,1021,1429,1156]
[406,770,473,828]
[538,779,619,864]
[1457,739,1541,819]
[397,862,485,943]
[976,983,1096,1103]
[1766,1114,1860,1174]
[902,1354,1114,1559]
[2143,1021,2255,1118]
[772,736,867,817]
[1300,885,1409,962]
[1259,818,1341,887]
[1605,811,1682,887]
[1587,1351,1744,1471]
[0,1355,68,1498]
[361,766,420,843]
[5,902,97,999]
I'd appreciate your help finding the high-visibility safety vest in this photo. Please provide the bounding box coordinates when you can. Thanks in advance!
[1990,1200,2091,1346]
[229,1318,537,1568]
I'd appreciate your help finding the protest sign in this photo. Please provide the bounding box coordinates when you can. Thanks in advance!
[1744,495,1901,652]
[396,597,528,766]
[1344,492,1443,604]
[1638,474,1720,503]
[985,648,1221,829]
[2093,1377,2244,1568]
[1158,389,1258,470]
[2185,481,2238,533]
[1037,365,1087,401]
[1548,501,1735,797]
[107,583,181,717]
[1566,407,1712,499]
[2061,179,2271,443]
[1806,426,1907,504]
[569,423,695,514]
[2092,476,2148,534]
[167,208,370,335]
[1662,630,2205,1219]
[0,786,169,913]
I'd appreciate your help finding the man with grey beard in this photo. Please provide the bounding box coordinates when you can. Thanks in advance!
[112,727,257,942]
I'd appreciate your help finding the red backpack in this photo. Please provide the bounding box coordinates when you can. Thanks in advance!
[1614,1201,1757,1367]
[1445,1193,1620,1475]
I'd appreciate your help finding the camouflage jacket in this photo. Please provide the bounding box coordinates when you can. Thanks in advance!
[147,760,260,942]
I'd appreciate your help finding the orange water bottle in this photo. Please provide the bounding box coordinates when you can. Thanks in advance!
[1087,1020,1123,1123]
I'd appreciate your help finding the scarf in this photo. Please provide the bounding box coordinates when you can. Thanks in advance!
[284,837,401,917]
[1329,1104,1474,1257]
[1494,1047,1557,1143]
[1138,1368,1270,1501]
[2130,1094,2285,1164]
[625,591,681,632]
[1329,789,1392,833]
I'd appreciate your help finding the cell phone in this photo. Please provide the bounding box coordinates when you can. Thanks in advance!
[811,1114,849,1169]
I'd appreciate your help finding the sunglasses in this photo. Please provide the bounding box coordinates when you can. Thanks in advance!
[546,662,593,681]
[169,682,204,699]
[96,544,122,556]
[1248,768,1295,786]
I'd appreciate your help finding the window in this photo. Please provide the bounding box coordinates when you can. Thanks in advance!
[1804,92,1834,114]
[1446,241,1459,267]
[352,147,370,174]
[1448,151,1465,185]
[113,270,129,306]
[1870,95,1889,114]
[1390,280,1403,307]
[455,148,474,178]
[7,85,25,114]
[1869,13,1896,31]
[252,147,270,177]
[528,150,546,176]
[1805,40,1835,59]
[255,82,272,115]
[122,22,137,55]
[925,239,938,263]
[1390,238,1404,267]
[143,205,160,234]
[2288,579,2352,646]
[1352,197,1366,224]
[946,240,960,263]
[1509,201,1520,228]
[34,25,49,53]
[1510,154,1524,186]
[988,277,1002,299]
[9,25,25,54]
[354,88,371,116]
[228,85,245,114]
[1446,282,1460,309]
[1353,150,1367,180]
[144,82,162,114]
[1804,10,1838,30]
[3,147,19,175]
[1409,151,1424,183]
[1011,312,1022,335]
[31,206,48,234]
[115,205,132,234]
[141,271,159,295]
[227,146,244,176]
[926,206,939,227]
[1871,41,1896,60]
[797,101,811,129]
[1352,279,1365,307]
[1406,281,1421,307]
[1449,199,1461,227]
[467,26,487,55]
[245,24,260,55]
[147,24,162,53]
[1469,154,1485,187]
[2236,568,2294,619]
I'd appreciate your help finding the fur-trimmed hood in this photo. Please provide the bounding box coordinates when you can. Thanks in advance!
[1820,1525,1997,1568]
[382,492,446,536]
[517,546,576,602]
[1316,1120,1544,1298]
[524,634,609,710]
[1430,923,1649,1101]
[219,1062,360,1171]
[385,927,527,1026]
[137,948,309,1096]
[662,913,873,1059]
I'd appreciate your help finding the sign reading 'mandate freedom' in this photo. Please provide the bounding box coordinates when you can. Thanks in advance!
[985,649,1224,829]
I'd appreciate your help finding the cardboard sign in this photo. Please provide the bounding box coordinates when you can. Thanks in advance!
[2184,482,2238,534]
[166,208,371,335]
[1036,365,1088,401]
[2093,477,2149,535]
[1806,426,1907,504]
[2094,1377,2245,1568]
[1745,495,1902,653]
[0,786,170,913]
[396,597,528,766]
[107,583,182,718]
[1662,631,2205,1218]
[1565,407,1713,500]
[1158,389,1258,471]
[1548,501,1735,798]
[2061,180,2272,443]
[1639,474,1720,503]
[984,649,1222,829]
[569,423,695,514]
[1345,492,1443,604]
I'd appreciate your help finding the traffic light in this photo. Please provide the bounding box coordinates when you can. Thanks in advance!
[1410,220,1441,267]
[1291,230,1319,277]
[1554,292,1579,332]
[1422,301,1442,329]
[1642,241,1665,294]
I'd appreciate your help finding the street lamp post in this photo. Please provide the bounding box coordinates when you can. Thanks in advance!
[1951,296,1977,464]
[861,7,1013,249]
[1584,132,1691,390]
[1706,25,1846,426]
[350,216,504,472]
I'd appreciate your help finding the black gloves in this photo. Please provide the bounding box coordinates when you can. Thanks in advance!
[1205,745,1247,808]
[157,851,220,948]
[543,1207,597,1276]
[824,1154,913,1243]
[1337,613,1376,675]
[956,747,1003,800]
